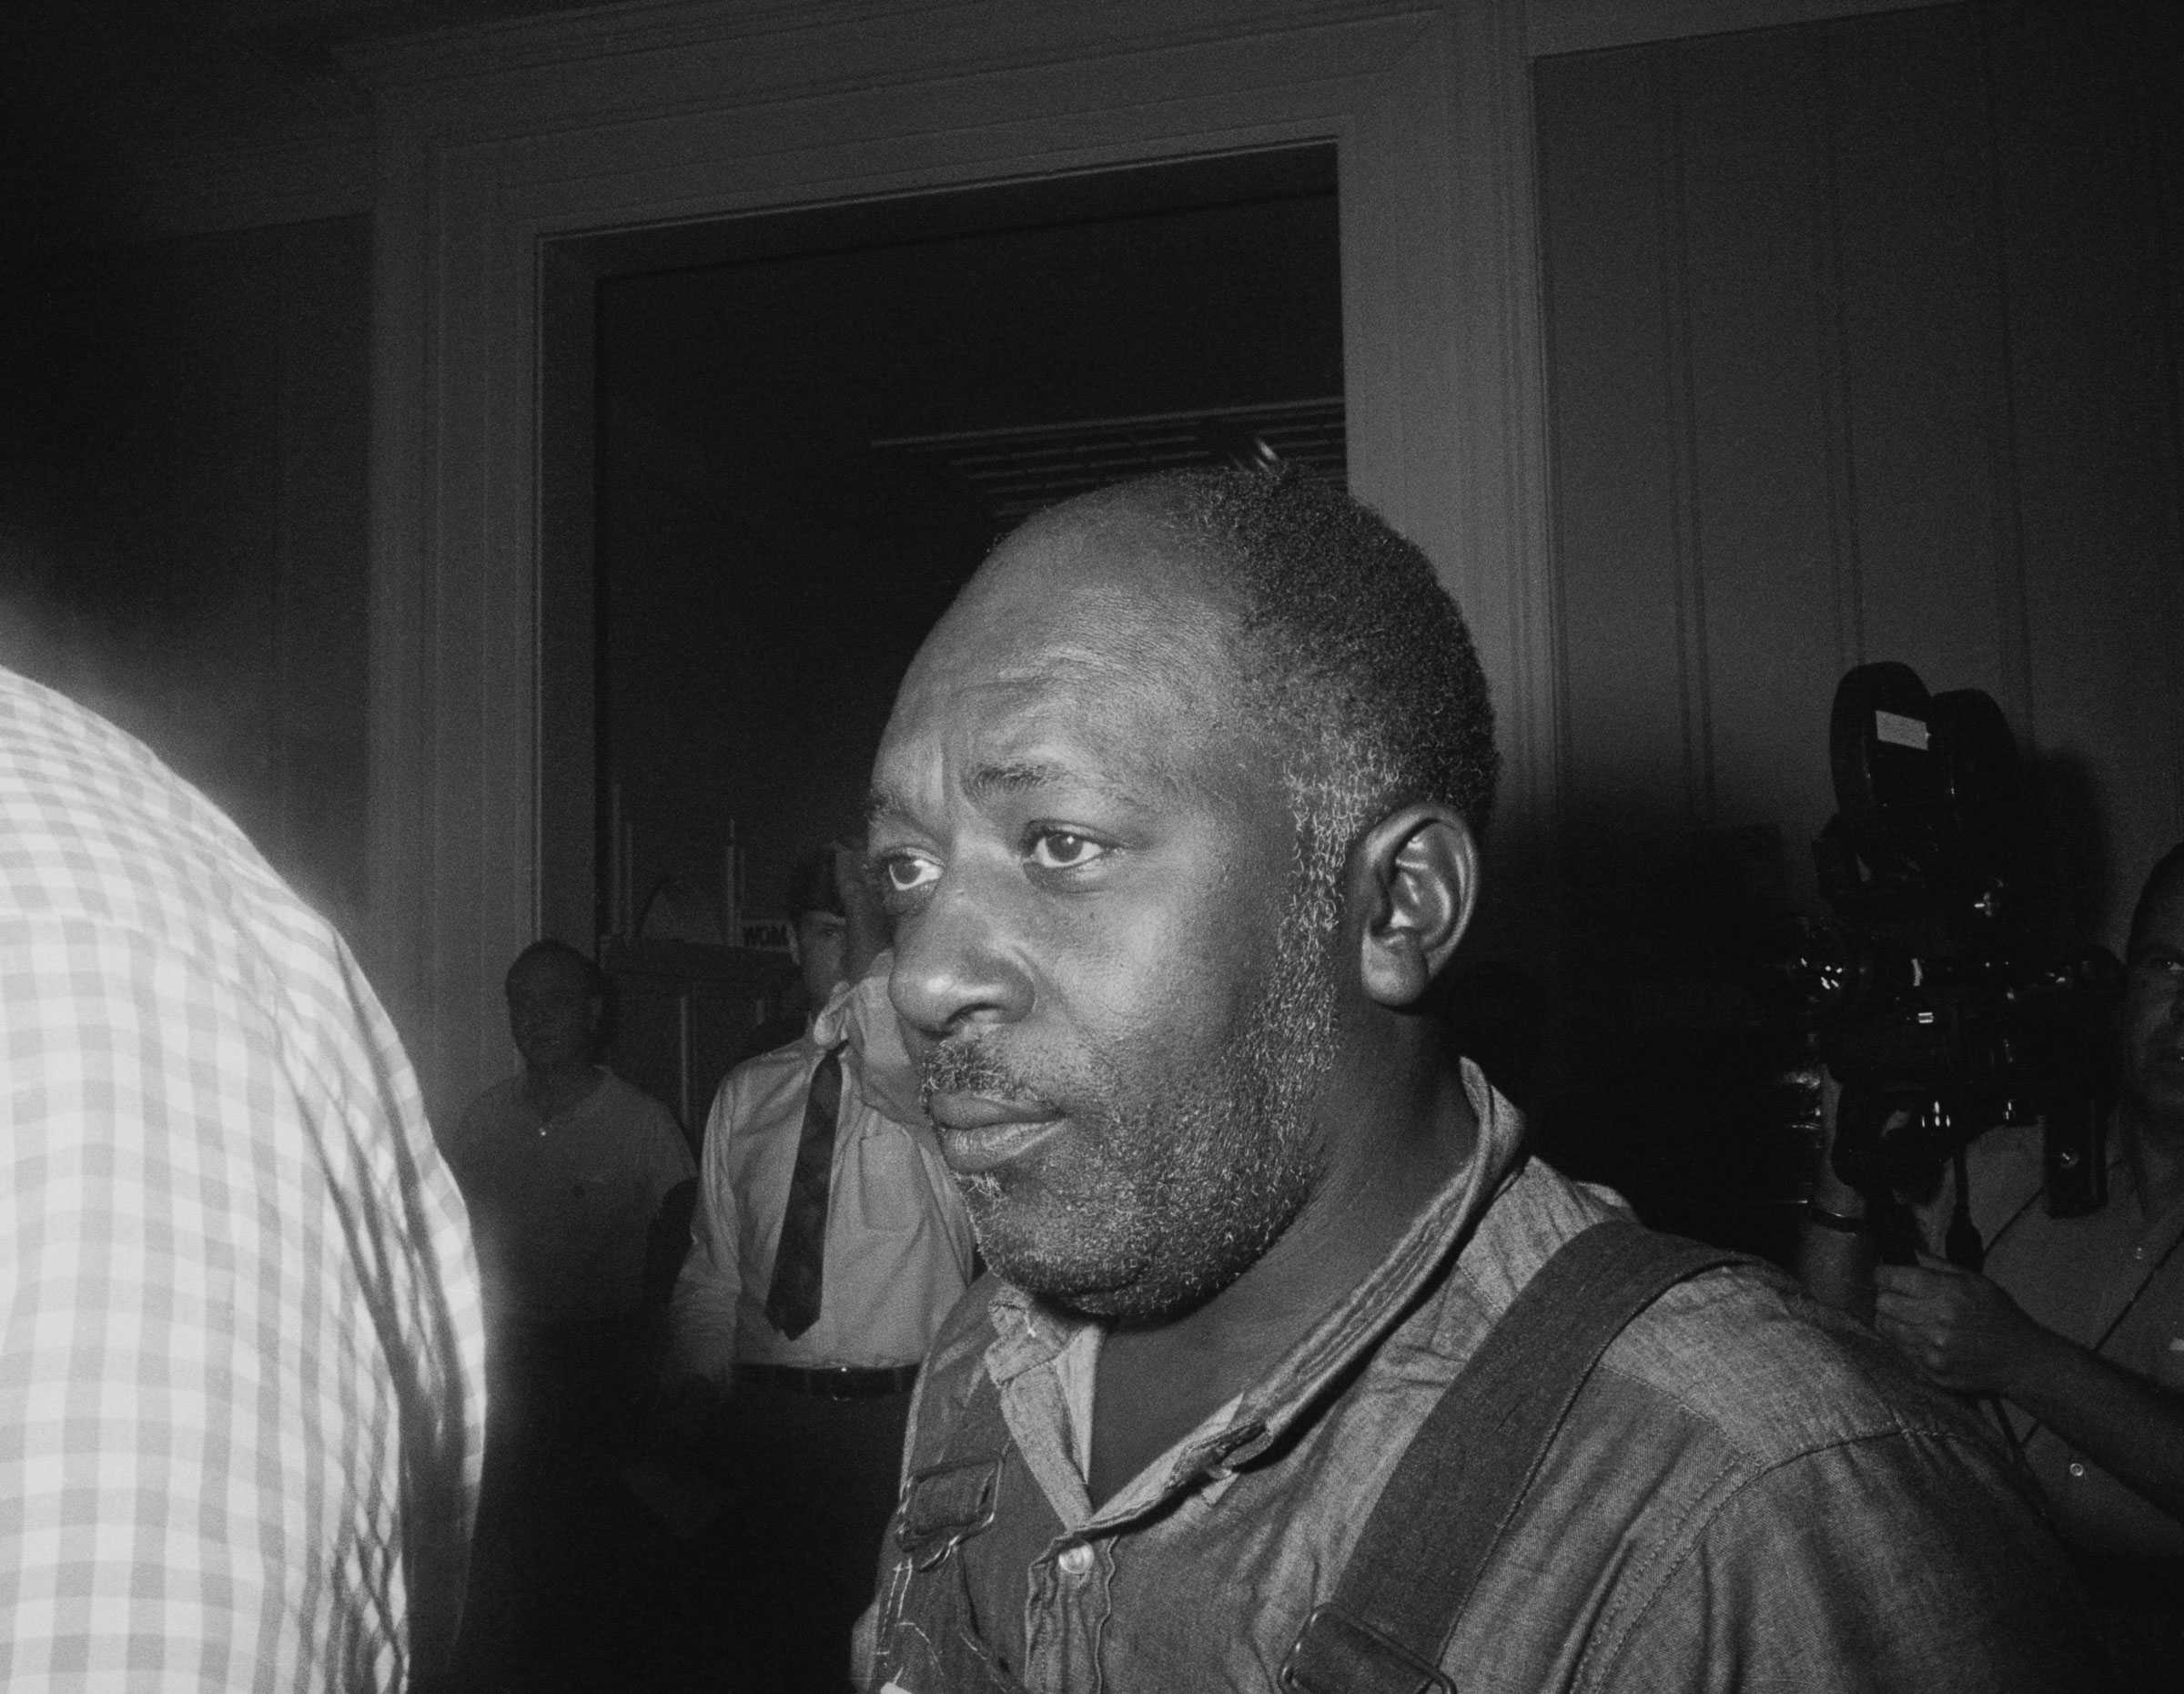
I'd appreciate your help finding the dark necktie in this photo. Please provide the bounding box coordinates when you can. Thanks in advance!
[765,1040,845,1338]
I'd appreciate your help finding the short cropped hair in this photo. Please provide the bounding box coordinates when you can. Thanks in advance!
[1092,469,1500,870]
[2128,843,2184,957]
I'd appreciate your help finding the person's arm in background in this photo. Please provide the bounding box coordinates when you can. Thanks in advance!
[1800,1071,2184,1524]
[651,1075,746,1447]
[1795,1068,1882,1324]
[1873,1259,2184,1523]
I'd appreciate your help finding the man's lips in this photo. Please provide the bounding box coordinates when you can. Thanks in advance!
[925,1092,1066,1173]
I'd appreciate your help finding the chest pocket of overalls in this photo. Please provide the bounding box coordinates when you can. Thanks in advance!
[872,1452,1033,1693]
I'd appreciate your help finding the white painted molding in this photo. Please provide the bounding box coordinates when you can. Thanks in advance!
[342,0,1395,91]
[1526,0,1954,60]
[78,1,1961,246]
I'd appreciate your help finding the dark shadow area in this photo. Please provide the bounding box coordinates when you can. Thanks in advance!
[590,147,1345,946]
[1526,821,1818,1263]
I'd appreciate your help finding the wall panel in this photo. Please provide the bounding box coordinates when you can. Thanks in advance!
[1990,1,2184,933]
[1827,7,2017,714]
[1540,1,2183,952]
[1536,53,1693,858]
[1674,26,1846,843]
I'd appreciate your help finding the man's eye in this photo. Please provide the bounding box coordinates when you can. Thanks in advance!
[1027,831,1107,871]
[880,853,941,896]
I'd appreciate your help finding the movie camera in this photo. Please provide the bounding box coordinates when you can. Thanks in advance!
[1777,663,2118,1235]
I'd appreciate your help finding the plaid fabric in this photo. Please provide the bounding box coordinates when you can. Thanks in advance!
[0,666,486,1690]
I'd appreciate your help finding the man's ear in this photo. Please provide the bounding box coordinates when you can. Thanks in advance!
[1350,804,1480,1009]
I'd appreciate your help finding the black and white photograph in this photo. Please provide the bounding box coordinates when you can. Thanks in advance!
[2,2,2178,1689]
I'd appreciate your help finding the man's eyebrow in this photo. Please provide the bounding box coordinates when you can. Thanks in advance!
[864,765,1090,818]
[969,759,1177,812]
[966,760,1064,802]
[865,762,1162,828]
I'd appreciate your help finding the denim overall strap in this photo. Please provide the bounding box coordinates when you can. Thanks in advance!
[1282,1220,1753,1693]
[871,1364,1057,1693]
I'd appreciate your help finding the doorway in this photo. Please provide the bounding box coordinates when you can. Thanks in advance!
[544,147,1342,1124]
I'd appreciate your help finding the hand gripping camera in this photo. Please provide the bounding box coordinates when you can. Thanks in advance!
[1780,663,2118,1254]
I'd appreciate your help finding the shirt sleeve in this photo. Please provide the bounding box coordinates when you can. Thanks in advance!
[1592,1427,2098,1691]
[665,1069,752,1386]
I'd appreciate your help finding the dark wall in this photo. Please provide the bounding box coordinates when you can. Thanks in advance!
[1532,0,2184,1244]
[594,188,1343,939]
[0,217,374,934]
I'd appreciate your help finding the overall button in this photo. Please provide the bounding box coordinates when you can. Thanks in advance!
[1057,1543,1095,1577]
[2068,1461,2087,1479]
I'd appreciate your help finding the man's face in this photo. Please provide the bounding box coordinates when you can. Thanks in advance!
[793,908,850,1005]
[2122,871,2184,1128]
[506,953,598,1074]
[869,511,1345,1323]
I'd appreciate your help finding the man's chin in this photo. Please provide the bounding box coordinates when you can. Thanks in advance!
[967,1212,1249,1325]
[1021,1270,1207,1326]
[965,1209,1163,1320]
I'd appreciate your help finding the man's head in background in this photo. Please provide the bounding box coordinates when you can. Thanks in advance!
[869,467,1497,1322]
[504,939,606,1078]
[786,843,853,1008]
[2121,841,2184,1132]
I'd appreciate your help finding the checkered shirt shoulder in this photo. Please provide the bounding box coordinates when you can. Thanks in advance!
[1,668,486,1691]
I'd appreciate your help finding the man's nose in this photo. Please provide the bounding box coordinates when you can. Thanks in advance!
[888,874,1033,1040]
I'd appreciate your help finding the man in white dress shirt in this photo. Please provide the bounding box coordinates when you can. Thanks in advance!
[661,847,976,1691]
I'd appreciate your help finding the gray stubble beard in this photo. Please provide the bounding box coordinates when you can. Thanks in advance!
[937,834,1348,1324]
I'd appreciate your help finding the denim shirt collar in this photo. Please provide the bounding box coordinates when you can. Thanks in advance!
[976,1061,1531,1521]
